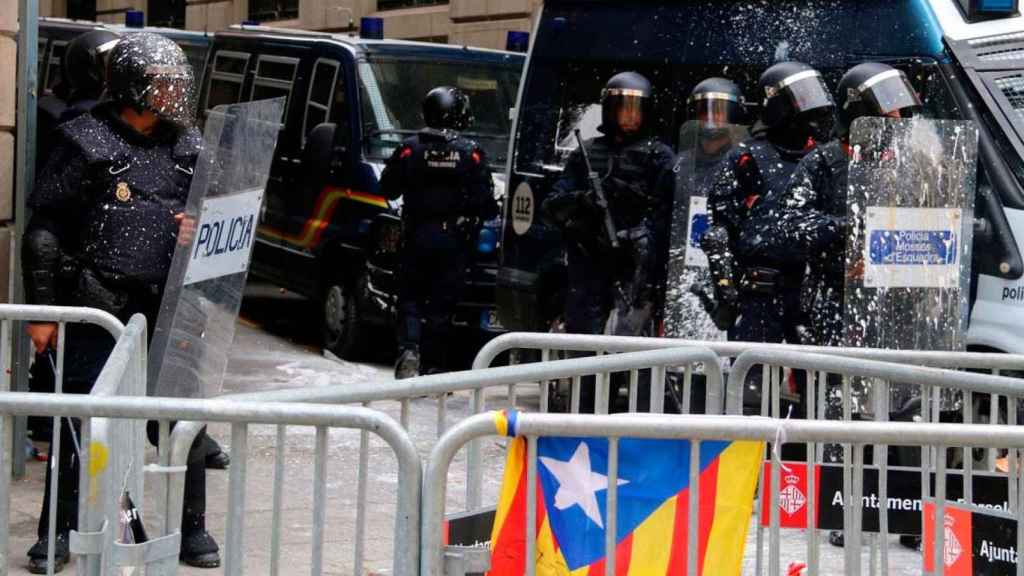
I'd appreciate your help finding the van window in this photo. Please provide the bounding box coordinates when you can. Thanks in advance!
[250,55,299,107]
[206,51,250,110]
[303,59,341,141]
[358,57,520,169]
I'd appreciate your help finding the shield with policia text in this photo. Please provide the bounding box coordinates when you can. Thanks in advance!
[148,98,285,398]
[843,117,978,415]
[663,120,746,340]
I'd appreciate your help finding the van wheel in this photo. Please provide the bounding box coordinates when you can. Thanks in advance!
[322,276,370,361]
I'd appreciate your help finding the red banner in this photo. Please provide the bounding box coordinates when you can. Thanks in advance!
[760,462,813,529]
[924,502,973,576]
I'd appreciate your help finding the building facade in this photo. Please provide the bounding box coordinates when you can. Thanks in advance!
[39,0,540,50]
[0,0,14,303]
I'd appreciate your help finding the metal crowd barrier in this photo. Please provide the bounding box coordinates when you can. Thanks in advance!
[467,332,1024,511]
[727,349,1024,576]
[0,304,141,576]
[0,392,420,576]
[161,346,723,575]
[422,410,1024,576]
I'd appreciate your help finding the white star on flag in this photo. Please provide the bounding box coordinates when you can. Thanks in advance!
[539,442,629,529]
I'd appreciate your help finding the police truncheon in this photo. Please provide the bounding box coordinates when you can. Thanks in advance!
[148,98,286,398]
[843,117,979,414]
[662,120,745,340]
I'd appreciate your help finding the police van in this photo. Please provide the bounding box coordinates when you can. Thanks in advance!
[38,17,212,97]
[498,0,1024,361]
[197,26,523,360]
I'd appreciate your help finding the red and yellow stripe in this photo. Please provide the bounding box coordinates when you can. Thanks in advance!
[259,185,389,249]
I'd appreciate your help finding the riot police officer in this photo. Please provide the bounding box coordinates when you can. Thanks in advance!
[742,62,922,549]
[542,72,674,412]
[23,32,220,572]
[706,62,835,346]
[747,62,922,348]
[666,77,747,337]
[381,86,497,379]
[544,71,675,338]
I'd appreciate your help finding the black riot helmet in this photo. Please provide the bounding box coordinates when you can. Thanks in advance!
[422,86,474,131]
[758,61,835,147]
[600,71,652,137]
[106,32,196,127]
[687,77,746,139]
[759,62,834,129]
[837,62,922,137]
[63,29,121,101]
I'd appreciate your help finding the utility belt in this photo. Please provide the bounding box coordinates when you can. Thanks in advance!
[738,267,792,296]
[59,255,163,319]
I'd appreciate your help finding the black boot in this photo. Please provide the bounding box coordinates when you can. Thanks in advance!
[899,535,921,550]
[27,534,70,574]
[394,348,420,380]
[180,513,220,568]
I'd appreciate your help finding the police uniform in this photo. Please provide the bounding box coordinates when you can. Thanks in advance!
[381,128,497,372]
[708,136,812,345]
[545,135,675,336]
[22,102,214,560]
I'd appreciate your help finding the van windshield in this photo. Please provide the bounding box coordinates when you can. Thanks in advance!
[359,56,521,169]
[513,0,953,174]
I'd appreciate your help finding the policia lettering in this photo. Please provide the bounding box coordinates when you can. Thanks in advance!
[193,215,255,259]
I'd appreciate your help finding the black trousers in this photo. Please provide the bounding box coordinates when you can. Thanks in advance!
[37,323,210,539]
[396,224,468,370]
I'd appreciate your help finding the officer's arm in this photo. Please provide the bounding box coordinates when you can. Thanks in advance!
[704,152,742,233]
[379,144,411,201]
[23,142,86,307]
[542,148,586,225]
[467,148,498,220]
[743,153,838,262]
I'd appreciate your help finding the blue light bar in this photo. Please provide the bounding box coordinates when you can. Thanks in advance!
[360,17,384,40]
[956,0,1019,21]
[125,10,144,28]
[506,31,529,53]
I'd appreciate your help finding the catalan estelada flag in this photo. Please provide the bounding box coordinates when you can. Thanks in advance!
[488,410,762,576]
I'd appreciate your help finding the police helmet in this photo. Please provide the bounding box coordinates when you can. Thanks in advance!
[106,32,196,127]
[837,62,922,136]
[422,86,473,131]
[63,29,121,101]
[687,77,746,137]
[759,61,834,129]
[600,71,652,136]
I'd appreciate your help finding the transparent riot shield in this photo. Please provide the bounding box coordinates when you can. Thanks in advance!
[663,120,747,339]
[148,98,285,398]
[843,117,978,415]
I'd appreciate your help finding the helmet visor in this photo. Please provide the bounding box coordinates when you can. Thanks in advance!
[856,69,922,116]
[774,70,834,116]
[603,93,645,134]
[689,94,744,128]
[144,64,196,126]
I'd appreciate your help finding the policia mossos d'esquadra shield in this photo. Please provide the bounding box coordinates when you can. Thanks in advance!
[148,98,286,398]
[663,120,747,340]
[843,117,978,414]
